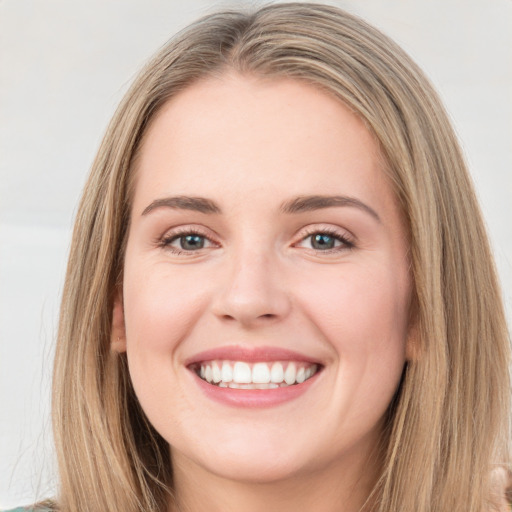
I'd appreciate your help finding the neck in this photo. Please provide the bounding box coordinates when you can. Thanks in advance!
[168,446,380,512]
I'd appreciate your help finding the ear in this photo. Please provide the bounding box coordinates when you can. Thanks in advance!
[111,292,127,353]
[405,320,420,362]
[404,291,421,362]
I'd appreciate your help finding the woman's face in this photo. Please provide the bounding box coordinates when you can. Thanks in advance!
[115,74,412,484]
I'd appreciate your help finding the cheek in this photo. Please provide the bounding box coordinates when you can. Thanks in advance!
[296,261,410,390]
[122,261,213,380]
[121,263,212,431]
[300,262,409,341]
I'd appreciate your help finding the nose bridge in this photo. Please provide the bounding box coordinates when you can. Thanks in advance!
[213,238,291,325]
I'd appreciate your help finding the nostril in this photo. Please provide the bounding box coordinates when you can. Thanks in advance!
[212,284,292,326]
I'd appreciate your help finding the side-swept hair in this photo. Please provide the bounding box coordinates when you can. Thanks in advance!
[53,4,511,511]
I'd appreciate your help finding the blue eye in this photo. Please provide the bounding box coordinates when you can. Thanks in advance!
[160,228,352,255]
[310,233,337,250]
[161,231,214,253]
[179,234,205,250]
[297,230,354,252]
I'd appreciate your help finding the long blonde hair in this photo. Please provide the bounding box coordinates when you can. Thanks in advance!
[52,3,511,511]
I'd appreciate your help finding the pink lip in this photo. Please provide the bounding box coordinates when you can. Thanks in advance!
[190,370,321,408]
[184,345,323,408]
[185,345,321,365]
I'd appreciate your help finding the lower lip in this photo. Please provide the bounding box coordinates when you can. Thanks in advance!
[190,371,320,408]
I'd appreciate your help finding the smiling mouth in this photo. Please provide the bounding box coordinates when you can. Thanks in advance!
[191,360,320,389]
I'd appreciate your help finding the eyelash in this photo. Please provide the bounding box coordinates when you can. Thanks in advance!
[298,227,355,253]
[158,227,215,256]
[158,226,355,256]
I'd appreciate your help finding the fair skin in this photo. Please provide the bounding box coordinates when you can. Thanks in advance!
[112,73,412,512]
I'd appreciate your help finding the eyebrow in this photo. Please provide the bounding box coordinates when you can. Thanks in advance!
[141,194,380,222]
[141,196,221,215]
[280,195,381,222]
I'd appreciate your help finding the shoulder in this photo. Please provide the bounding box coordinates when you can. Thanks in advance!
[490,466,512,511]
[2,509,43,512]
[2,507,53,512]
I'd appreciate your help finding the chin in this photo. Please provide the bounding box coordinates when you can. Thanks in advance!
[171,427,314,484]
[198,454,307,484]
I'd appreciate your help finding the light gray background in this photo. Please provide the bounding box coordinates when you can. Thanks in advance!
[1,0,511,507]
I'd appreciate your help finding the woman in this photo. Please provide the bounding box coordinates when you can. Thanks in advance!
[9,3,511,511]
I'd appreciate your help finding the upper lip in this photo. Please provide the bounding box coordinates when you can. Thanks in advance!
[184,345,322,366]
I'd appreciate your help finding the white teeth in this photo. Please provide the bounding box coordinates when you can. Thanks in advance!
[195,360,319,388]
[229,382,279,389]
[233,362,252,384]
[212,362,222,383]
[270,362,284,383]
[256,383,279,389]
[221,361,233,382]
[284,362,297,385]
[252,363,271,384]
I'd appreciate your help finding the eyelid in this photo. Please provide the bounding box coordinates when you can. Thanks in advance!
[155,223,355,256]
[157,225,220,253]
[293,224,356,252]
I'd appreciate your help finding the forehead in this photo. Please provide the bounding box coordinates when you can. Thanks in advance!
[132,73,395,217]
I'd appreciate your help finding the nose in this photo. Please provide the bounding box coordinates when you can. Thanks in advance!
[211,248,292,328]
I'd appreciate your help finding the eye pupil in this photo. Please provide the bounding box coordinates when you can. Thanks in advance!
[181,235,205,250]
[312,234,335,250]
